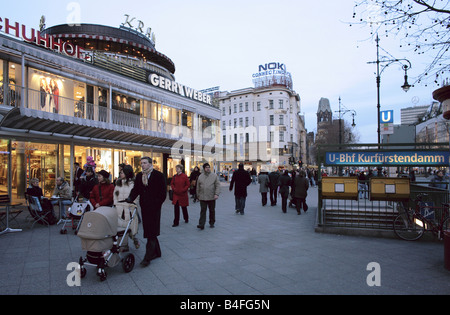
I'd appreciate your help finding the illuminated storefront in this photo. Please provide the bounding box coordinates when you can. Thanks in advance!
[0,17,220,201]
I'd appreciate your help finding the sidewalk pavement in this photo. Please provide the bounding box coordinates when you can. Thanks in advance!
[0,181,449,295]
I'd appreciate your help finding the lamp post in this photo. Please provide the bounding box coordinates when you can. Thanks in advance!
[336,97,356,175]
[368,34,412,145]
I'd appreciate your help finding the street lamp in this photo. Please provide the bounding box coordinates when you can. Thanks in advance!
[368,34,412,144]
[337,96,357,146]
[337,97,356,175]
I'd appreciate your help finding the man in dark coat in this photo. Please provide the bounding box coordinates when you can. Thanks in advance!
[292,170,309,215]
[126,157,166,267]
[278,170,292,213]
[229,163,252,215]
[268,170,280,206]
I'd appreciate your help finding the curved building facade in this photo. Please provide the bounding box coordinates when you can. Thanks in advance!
[0,17,220,201]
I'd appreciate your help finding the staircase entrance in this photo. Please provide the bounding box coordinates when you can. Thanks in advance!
[315,143,450,237]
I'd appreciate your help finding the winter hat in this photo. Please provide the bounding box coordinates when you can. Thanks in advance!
[98,170,110,179]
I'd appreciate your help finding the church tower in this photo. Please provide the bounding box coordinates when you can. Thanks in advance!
[317,97,332,126]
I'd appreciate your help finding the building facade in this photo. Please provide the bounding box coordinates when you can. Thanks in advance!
[0,17,220,201]
[216,67,306,172]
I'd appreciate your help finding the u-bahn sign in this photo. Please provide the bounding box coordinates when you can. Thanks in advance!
[325,151,450,166]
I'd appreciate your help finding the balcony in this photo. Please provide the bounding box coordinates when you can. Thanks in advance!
[0,84,211,149]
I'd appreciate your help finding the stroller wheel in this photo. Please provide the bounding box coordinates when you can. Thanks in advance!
[97,268,107,281]
[80,266,87,279]
[60,229,67,234]
[122,253,135,273]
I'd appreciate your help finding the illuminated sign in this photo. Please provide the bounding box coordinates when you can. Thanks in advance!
[380,110,394,135]
[0,17,89,61]
[252,62,288,78]
[121,14,156,45]
[325,151,450,166]
[148,73,212,105]
[380,110,394,123]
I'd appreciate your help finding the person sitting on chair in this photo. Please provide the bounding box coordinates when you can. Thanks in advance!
[51,177,72,219]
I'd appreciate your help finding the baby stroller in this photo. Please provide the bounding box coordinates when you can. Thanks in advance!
[77,204,138,281]
[60,200,93,234]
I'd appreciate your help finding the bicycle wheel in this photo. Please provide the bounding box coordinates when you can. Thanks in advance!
[393,212,425,241]
[442,216,450,232]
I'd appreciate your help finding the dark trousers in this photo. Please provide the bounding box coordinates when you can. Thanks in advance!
[281,195,288,213]
[173,201,189,225]
[144,236,161,261]
[261,192,268,206]
[269,187,278,205]
[199,200,215,227]
[235,196,246,213]
[295,197,308,213]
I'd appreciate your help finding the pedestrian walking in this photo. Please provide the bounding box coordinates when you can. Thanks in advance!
[268,170,280,206]
[196,163,221,229]
[292,169,309,215]
[258,170,270,206]
[171,164,190,227]
[189,166,201,202]
[114,165,139,250]
[126,157,166,267]
[229,163,252,215]
[278,170,291,213]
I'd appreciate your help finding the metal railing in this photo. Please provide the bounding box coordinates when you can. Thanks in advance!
[1,84,216,140]
[318,179,450,230]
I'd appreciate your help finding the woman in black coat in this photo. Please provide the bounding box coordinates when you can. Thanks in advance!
[127,157,166,267]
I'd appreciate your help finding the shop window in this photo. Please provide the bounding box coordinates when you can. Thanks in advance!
[7,62,21,107]
[0,59,3,104]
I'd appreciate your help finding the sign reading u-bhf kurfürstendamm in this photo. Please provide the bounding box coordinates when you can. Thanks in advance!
[325,151,450,166]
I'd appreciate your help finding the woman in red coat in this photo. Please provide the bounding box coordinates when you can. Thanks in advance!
[89,170,114,209]
[170,164,190,227]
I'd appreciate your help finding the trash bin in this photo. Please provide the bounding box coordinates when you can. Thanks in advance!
[445,230,450,271]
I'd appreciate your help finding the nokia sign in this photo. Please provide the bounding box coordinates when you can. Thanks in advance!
[252,62,288,78]
[258,62,286,72]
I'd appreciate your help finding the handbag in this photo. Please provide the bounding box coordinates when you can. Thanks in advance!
[169,190,173,201]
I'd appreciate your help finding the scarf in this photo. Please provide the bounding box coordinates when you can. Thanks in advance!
[142,166,153,186]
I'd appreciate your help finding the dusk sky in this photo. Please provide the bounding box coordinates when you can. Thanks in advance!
[3,0,441,143]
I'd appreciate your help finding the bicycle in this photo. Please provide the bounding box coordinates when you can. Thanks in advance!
[393,193,450,241]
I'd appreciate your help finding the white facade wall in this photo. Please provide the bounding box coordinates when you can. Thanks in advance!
[217,86,305,171]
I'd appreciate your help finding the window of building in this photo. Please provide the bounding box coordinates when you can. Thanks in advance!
[239,103,243,112]
[269,100,274,109]
[279,99,284,109]
[245,102,249,111]
[234,104,237,113]
[279,115,284,125]
[257,101,261,111]
[279,131,284,142]
[270,115,274,125]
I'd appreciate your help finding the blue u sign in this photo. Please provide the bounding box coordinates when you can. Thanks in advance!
[380,110,394,123]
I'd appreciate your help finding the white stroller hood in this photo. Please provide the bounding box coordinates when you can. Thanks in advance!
[77,206,118,240]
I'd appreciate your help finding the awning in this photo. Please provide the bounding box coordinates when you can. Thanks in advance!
[0,107,179,151]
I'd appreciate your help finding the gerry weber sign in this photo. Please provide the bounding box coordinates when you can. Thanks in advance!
[325,151,450,166]
[148,74,212,105]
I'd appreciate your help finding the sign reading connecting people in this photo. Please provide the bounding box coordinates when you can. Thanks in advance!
[325,151,450,166]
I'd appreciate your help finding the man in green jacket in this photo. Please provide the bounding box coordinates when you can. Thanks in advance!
[196,163,221,229]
